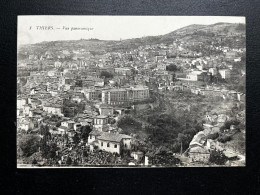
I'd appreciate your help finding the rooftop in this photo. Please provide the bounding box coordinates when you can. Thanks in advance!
[95,115,108,119]
[98,132,131,143]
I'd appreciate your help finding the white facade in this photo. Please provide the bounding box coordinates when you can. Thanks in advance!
[43,105,63,116]
[209,68,217,76]
[219,69,231,79]
[17,98,27,109]
[98,140,120,154]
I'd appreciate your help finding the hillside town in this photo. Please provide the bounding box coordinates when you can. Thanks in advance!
[17,22,246,167]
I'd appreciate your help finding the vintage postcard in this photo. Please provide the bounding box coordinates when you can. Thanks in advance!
[17,16,245,167]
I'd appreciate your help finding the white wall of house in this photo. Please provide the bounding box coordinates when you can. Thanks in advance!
[88,134,96,144]
[43,106,62,116]
[17,99,27,109]
[98,140,120,154]
[219,70,231,79]
[122,138,131,150]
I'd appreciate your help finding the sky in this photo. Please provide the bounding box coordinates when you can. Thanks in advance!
[18,16,245,46]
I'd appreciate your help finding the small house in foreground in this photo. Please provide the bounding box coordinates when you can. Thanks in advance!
[88,130,132,154]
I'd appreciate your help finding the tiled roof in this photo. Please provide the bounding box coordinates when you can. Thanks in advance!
[98,132,131,143]
[89,130,104,136]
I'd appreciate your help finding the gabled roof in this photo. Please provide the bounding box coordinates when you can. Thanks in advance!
[89,130,104,136]
[98,132,131,143]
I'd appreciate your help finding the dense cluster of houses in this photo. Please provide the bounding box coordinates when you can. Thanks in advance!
[17,36,245,166]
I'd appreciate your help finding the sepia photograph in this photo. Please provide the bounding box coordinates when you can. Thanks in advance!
[17,16,246,168]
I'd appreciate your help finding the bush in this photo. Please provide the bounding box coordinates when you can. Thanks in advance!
[207,133,219,140]
[66,157,72,165]
[218,135,231,143]
[18,135,40,157]
[223,120,240,129]
[166,64,178,72]
[32,158,37,165]
[56,122,61,127]
[41,142,58,159]
[100,71,113,79]
[209,149,227,165]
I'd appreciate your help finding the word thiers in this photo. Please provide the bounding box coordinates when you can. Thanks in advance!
[35,26,54,30]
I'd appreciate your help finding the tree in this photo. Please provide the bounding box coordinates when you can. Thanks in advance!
[73,160,78,166]
[209,149,227,165]
[222,120,240,130]
[166,64,178,72]
[207,133,219,140]
[56,121,61,127]
[80,126,92,142]
[39,125,50,136]
[218,135,231,143]
[100,71,113,79]
[18,135,40,157]
[32,158,37,165]
[40,136,59,159]
[83,150,88,157]
[73,133,80,145]
[66,157,72,165]
[47,143,59,159]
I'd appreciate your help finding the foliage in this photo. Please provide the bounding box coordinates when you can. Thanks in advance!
[56,121,61,127]
[150,153,180,166]
[222,120,240,130]
[117,115,142,134]
[18,135,40,157]
[207,133,219,140]
[49,115,62,122]
[39,125,50,136]
[75,80,83,87]
[83,150,88,157]
[73,160,78,166]
[218,135,232,143]
[40,140,58,159]
[73,133,80,145]
[209,149,227,165]
[79,126,92,142]
[32,158,37,165]
[166,64,178,72]
[100,71,114,79]
[66,157,72,165]
[63,99,85,117]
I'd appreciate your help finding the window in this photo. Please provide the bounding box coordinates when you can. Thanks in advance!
[107,143,110,147]
[125,144,127,148]
[90,135,92,139]
[101,142,103,146]
[114,144,117,148]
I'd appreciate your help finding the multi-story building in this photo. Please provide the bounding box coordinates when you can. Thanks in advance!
[99,106,114,116]
[101,86,149,105]
[82,89,100,101]
[42,104,63,116]
[128,86,150,102]
[102,88,128,105]
[114,68,132,76]
[186,71,203,81]
[157,63,167,70]
[155,55,167,62]
[93,115,109,131]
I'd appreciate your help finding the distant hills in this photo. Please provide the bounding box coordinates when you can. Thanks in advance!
[19,22,245,55]
[119,22,245,47]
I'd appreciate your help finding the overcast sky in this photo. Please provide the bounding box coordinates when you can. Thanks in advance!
[18,16,245,46]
